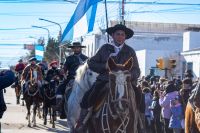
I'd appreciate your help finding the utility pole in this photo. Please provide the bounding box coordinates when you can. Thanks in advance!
[104,0,109,42]
[121,0,125,25]
[32,25,50,45]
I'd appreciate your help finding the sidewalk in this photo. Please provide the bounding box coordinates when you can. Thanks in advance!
[0,87,69,133]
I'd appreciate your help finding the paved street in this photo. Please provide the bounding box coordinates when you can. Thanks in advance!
[0,87,69,133]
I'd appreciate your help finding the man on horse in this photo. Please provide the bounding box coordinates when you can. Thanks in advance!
[13,59,25,88]
[56,42,88,119]
[45,61,60,86]
[21,57,43,99]
[74,24,141,132]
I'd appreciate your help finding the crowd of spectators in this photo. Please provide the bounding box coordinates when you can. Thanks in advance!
[138,70,198,133]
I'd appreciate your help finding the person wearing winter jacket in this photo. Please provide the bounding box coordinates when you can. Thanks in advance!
[149,90,162,133]
[159,83,179,133]
[169,96,183,133]
[143,87,153,132]
[0,70,15,119]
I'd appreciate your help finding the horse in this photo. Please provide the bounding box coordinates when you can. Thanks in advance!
[24,69,43,127]
[185,80,200,133]
[43,79,58,128]
[66,62,98,132]
[14,72,22,104]
[87,57,144,133]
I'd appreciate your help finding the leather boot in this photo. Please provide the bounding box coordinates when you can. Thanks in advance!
[74,107,92,133]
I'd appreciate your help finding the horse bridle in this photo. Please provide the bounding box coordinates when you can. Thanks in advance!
[101,71,131,133]
[109,71,130,110]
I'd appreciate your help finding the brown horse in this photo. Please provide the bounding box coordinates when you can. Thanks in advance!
[185,103,200,133]
[24,70,43,127]
[185,81,200,133]
[87,57,144,133]
[14,72,22,104]
[43,79,57,128]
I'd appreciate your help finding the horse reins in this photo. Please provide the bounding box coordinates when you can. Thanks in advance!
[101,73,130,133]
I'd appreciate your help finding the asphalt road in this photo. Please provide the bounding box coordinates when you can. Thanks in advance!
[0,87,70,133]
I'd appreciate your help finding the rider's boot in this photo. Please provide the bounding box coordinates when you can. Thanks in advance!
[60,100,66,119]
[74,107,93,133]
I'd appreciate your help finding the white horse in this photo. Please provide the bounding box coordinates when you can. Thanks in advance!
[65,62,98,131]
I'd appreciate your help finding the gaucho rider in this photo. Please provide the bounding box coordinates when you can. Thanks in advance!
[75,24,141,132]
[45,61,60,87]
[56,42,88,119]
[13,59,26,88]
[21,57,43,99]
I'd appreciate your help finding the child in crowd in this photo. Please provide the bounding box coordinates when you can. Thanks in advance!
[143,87,152,132]
[149,90,162,133]
[169,96,184,133]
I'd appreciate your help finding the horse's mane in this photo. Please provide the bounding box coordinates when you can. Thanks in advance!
[75,62,88,83]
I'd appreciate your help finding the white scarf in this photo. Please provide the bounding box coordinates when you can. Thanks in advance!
[108,41,124,57]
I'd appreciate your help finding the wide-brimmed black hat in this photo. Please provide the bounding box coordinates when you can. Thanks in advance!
[29,57,37,62]
[68,42,86,48]
[106,24,134,39]
[18,59,23,62]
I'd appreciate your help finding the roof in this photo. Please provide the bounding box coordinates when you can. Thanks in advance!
[181,47,200,55]
[110,21,200,34]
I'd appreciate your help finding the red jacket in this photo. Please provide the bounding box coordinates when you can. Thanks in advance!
[15,63,25,72]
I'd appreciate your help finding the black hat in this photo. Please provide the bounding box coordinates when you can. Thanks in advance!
[106,24,134,39]
[18,59,23,62]
[165,84,176,94]
[29,57,37,62]
[68,42,86,48]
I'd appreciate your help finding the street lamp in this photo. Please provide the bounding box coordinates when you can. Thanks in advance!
[38,18,62,65]
[32,25,50,44]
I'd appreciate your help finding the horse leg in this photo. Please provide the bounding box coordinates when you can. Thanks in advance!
[37,104,42,119]
[32,103,37,127]
[26,105,31,127]
[15,87,20,104]
[43,103,48,125]
[52,107,56,128]
[49,107,52,124]
[22,100,25,106]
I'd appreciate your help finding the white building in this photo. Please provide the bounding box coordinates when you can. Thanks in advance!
[181,32,200,79]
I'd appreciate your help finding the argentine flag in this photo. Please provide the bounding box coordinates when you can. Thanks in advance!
[35,45,44,61]
[61,0,102,42]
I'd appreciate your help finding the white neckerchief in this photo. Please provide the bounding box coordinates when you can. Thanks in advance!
[108,41,124,56]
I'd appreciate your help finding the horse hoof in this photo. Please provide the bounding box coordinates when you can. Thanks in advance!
[28,124,31,127]
[33,124,36,127]
[44,121,47,125]
[52,125,55,128]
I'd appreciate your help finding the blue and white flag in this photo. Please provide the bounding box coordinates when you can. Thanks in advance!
[61,0,102,42]
[35,45,44,61]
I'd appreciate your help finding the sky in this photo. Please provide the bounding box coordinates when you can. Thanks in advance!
[0,0,200,67]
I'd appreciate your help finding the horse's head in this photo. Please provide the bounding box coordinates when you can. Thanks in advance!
[107,57,133,116]
[28,78,38,92]
[75,62,98,90]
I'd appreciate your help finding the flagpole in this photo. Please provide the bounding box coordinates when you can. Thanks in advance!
[104,0,109,42]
